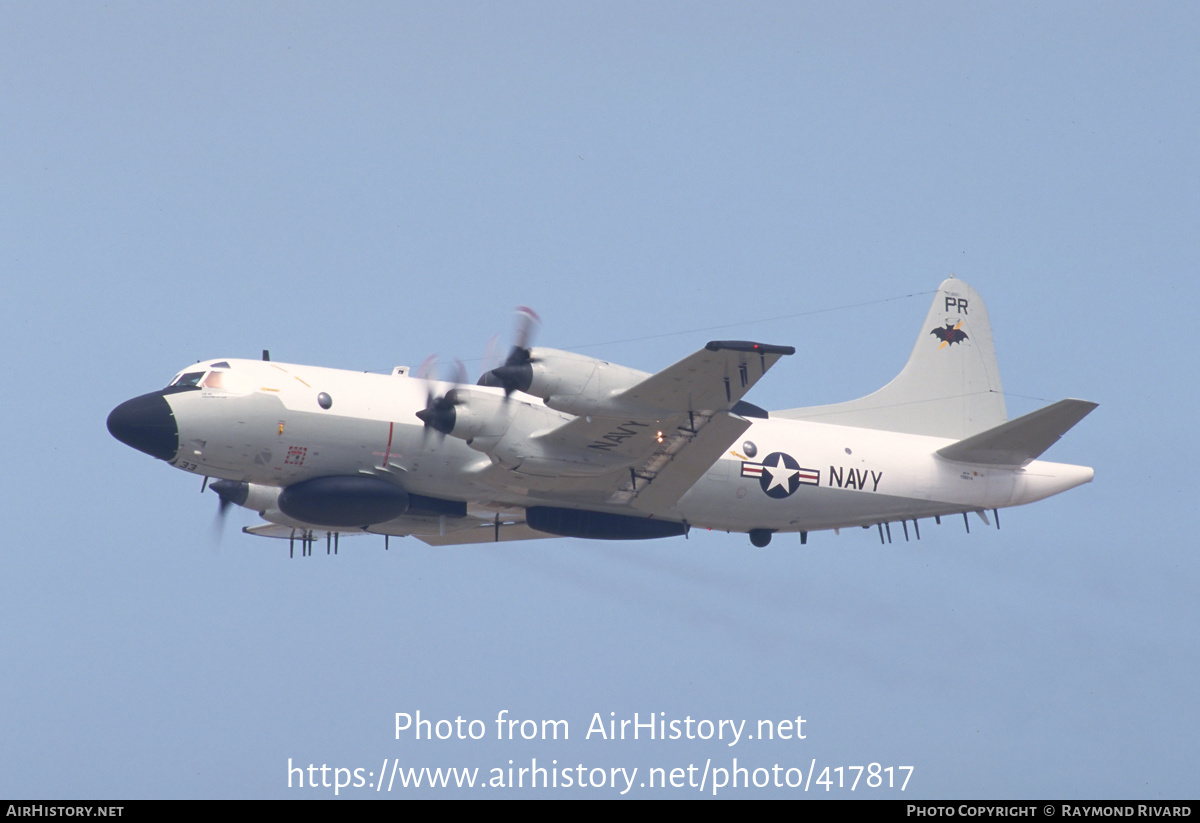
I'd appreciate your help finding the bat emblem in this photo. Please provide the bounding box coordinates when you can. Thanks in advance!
[931,321,968,348]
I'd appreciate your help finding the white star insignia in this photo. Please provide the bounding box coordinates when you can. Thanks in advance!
[761,454,799,492]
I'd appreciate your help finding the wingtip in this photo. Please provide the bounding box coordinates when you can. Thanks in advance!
[704,340,796,355]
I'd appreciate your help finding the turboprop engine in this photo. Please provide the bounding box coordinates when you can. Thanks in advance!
[479,347,650,417]
[416,382,636,477]
[415,385,585,469]
[415,387,512,442]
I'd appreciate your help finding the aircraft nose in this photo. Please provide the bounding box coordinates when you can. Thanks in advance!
[107,391,179,461]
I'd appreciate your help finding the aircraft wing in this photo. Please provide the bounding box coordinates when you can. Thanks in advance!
[415,520,553,546]
[610,408,752,511]
[245,513,553,546]
[242,523,371,540]
[532,341,793,510]
[613,340,796,416]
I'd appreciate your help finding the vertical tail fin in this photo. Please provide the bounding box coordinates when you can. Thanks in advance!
[775,278,1007,439]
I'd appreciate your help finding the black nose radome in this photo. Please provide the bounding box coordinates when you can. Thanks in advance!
[107,391,179,461]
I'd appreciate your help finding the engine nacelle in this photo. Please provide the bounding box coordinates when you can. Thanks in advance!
[416,388,513,442]
[419,387,574,461]
[210,480,281,513]
[481,348,650,417]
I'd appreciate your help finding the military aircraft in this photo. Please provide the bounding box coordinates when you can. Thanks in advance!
[107,278,1095,553]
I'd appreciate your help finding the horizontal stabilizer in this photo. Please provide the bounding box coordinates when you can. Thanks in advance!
[935,399,1098,467]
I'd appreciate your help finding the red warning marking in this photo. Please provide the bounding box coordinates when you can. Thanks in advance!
[381,421,394,467]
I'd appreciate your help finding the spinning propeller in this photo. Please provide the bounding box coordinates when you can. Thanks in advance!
[209,479,248,542]
[415,358,468,439]
[478,305,539,397]
[415,306,539,438]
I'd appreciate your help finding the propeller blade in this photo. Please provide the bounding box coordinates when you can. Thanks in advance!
[479,306,540,396]
[415,353,438,380]
[209,480,248,543]
[512,306,540,353]
[481,333,503,376]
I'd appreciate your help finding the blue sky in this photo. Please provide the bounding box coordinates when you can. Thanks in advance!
[4,2,1197,798]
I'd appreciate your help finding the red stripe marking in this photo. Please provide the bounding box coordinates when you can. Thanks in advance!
[382,422,394,467]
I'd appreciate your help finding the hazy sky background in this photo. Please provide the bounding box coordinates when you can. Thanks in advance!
[4,2,1197,798]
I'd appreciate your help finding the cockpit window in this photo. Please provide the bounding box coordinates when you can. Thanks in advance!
[171,372,206,388]
[201,371,230,389]
[166,364,250,394]
[200,368,253,395]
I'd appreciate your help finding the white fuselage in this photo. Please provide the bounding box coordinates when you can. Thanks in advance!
[156,358,1092,538]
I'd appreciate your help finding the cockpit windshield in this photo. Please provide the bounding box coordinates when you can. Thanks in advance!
[169,371,206,388]
[166,363,252,394]
[200,371,237,390]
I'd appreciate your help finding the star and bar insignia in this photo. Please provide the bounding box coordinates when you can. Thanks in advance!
[740,452,819,498]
